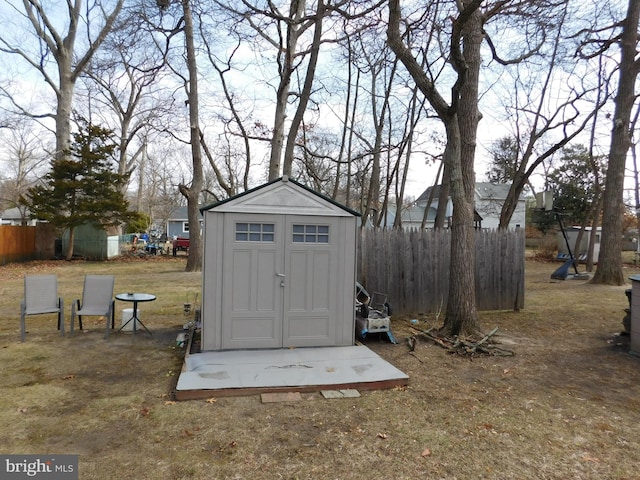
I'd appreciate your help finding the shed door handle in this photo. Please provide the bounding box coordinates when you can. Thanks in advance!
[276,273,286,277]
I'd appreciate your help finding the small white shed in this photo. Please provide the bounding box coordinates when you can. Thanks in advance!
[199,176,360,351]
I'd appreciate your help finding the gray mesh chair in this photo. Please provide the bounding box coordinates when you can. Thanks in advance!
[70,275,115,338]
[20,275,64,342]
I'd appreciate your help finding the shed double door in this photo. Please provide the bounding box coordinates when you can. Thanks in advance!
[221,213,338,349]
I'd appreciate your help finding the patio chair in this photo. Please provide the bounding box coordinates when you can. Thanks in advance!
[70,275,115,338]
[20,275,64,342]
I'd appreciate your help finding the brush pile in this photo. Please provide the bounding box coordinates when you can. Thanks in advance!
[407,326,514,357]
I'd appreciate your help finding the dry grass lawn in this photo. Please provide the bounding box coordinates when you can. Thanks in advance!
[1,256,640,479]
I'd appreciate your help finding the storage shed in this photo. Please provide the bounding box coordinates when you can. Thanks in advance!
[199,176,360,351]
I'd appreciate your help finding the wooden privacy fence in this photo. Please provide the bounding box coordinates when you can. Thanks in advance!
[358,228,525,315]
[0,225,57,265]
[0,225,34,265]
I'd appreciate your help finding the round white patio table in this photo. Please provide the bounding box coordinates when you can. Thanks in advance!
[115,293,156,335]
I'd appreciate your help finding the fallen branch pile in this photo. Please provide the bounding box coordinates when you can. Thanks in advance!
[408,326,514,357]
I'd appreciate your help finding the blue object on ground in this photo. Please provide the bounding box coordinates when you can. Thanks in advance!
[551,258,574,280]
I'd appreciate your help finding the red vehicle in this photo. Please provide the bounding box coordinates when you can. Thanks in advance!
[172,237,189,256]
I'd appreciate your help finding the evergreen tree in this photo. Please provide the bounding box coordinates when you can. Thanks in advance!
[546,145,604,226]
[22,118,133,260]
[486,136,520,184]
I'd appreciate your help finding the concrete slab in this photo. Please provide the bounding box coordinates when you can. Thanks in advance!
[339,389,361,398]
[321,389,361,399]
[175,345,408,400]
[320,390,344,399]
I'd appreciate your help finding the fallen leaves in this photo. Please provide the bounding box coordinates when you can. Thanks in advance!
[182,427,201,437]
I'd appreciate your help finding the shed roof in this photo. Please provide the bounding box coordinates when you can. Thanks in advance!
[201,176,361,217]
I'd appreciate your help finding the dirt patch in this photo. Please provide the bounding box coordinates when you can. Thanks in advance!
[2,258,640,479]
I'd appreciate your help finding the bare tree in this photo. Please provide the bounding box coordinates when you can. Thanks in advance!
[145,0,204,272]
[220,0,318,180]
[178,0,204,272]
[282,0,328,177]
[591,0,640,285]
[323,16,431,227]
[489,2,610,229]
[213,0,378,181]
[0,116,49,220]
[390,85,429,229]
[138,143,185,236]
[79,10,172,194]
[198,20,252,196]
[0,0,123,162]
[388,0,483,336]
[360,39,398,227]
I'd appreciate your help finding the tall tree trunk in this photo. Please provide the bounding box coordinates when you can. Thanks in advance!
[282,0,325,176]
[592,0,640,285]
[388,0,483,336]
[136,143,146,212]
[180,0,203,272]
[444,3,483,336]
[444,119,478,335]
[66,226,75,261]
[55,63,74,162]
[333,35,356,201]
[363,60,397,227]
[268,0,305,180]
[269,79,289,180]
[345,69,360,209]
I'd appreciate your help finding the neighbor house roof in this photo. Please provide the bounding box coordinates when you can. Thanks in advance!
[416,182,520,204]
[0,207,29,220]
[168,206,202,221]
[474,182,512,200]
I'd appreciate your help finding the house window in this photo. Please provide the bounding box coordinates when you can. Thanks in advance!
[181,221,202,234]
[235,223,275,242]
[292,224,329,243]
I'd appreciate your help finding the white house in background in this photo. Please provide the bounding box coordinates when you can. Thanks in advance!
[384,182,526,230]
[473,182,526,229]
[0,207,37,226]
